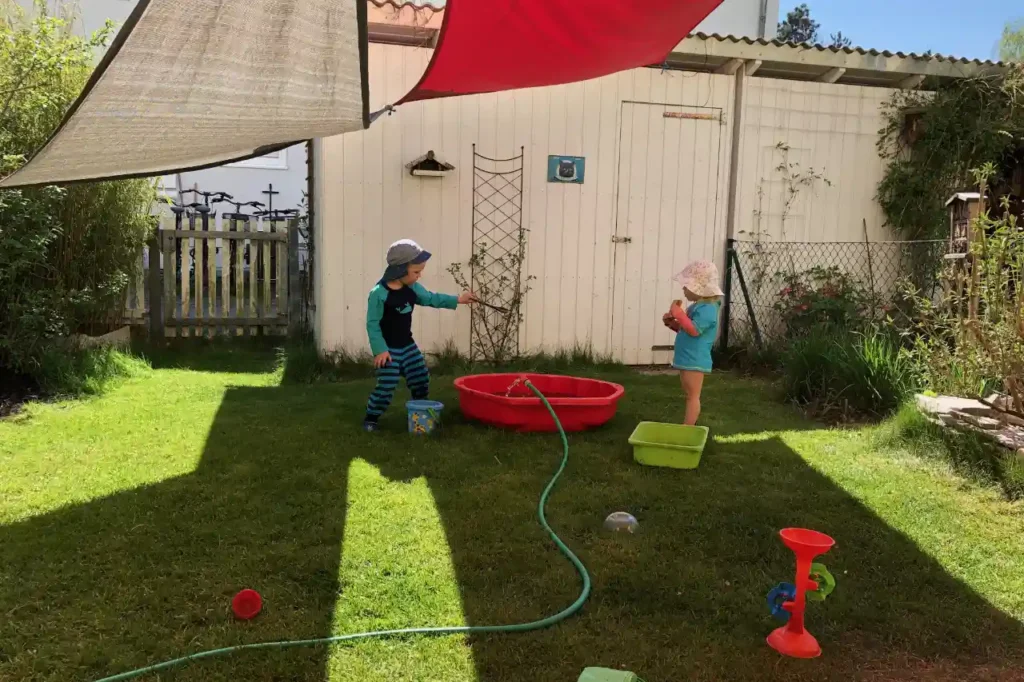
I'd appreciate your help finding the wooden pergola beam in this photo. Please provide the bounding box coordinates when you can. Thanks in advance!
[715,58,745,75]
[818,67,846,83]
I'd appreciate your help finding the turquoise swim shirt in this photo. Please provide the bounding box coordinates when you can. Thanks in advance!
[672,301,720,373]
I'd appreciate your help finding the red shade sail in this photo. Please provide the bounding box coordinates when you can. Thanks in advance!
[399,0,724,103]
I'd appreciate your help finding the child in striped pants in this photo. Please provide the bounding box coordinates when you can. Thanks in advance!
[363,239,476,432]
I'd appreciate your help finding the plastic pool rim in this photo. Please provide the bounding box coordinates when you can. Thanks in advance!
[454,373,625,432]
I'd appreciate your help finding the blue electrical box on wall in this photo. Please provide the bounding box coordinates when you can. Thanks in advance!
[548,155,585,184]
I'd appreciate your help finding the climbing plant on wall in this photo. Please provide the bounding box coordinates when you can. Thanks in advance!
[876,65,1024,241]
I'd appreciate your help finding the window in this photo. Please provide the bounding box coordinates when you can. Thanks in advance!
[227,149,289,170]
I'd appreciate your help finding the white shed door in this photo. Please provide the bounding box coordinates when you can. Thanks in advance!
[610,102,725,365]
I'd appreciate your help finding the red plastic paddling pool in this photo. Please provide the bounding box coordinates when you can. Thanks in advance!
[453,373,625,432]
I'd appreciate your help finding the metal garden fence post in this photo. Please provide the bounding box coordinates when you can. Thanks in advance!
[722,238,735,350]
[288,219,302,336]
[732,247,763,349]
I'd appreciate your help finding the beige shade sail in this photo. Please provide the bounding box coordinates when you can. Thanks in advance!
[0,0,369,188]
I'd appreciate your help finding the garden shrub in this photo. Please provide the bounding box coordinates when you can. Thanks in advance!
[762,264,916,419]
[781,326,921,420]
[903,165,1024,412]
[773,265,877,338]
[1,3,156,389]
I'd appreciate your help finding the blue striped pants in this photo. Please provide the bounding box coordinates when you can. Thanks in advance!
[365,343,429,422]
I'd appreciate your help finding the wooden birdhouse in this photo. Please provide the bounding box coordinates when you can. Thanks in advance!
[945,192,981,256]
[405,150,455,177]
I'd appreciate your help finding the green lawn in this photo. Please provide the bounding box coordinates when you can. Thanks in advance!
[1,354,1023,682]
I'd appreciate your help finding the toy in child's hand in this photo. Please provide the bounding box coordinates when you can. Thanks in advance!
[668,299,700,337]
[665,300,686,330]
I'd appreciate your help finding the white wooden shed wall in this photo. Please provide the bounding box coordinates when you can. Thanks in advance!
[315,43,898,364]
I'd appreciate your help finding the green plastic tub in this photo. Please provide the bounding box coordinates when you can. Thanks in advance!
[578,668,640,682]
[628,421,709,469]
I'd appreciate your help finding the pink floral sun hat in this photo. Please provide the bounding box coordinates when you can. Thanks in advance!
[673,260,724,298]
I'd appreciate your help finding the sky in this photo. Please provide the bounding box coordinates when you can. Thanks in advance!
[792,0,1021,61]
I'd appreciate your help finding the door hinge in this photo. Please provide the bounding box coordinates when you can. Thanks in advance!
[612,236,632,244]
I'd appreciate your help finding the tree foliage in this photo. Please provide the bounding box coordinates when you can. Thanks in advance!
[778,4,851,49]
[829,31,852,49]
[1,1,156,376]
[1000,19,1024,63]
[777,4,819,45]
[876,65,1024,240]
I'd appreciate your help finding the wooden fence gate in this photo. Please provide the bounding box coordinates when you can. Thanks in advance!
[126,215,302,338]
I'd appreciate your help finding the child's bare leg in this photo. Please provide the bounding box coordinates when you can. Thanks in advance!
[680,370,705,425]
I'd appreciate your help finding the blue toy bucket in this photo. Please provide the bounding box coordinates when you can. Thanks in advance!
[406,400,444,435]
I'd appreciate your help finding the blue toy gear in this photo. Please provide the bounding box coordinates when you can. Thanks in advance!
[767,582,796,622]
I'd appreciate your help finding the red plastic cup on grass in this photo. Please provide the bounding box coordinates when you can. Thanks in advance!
[232,589,263,620]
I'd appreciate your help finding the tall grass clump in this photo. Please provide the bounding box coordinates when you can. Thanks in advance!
[782,327,921,420]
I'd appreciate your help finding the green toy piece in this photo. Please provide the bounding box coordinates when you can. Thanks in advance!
[807,562,836,602]
[578,668,641,682]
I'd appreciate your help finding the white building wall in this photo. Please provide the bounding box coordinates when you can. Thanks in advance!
[316,44,900,364]
[175,145,308,210]
[316,45,736,364]
[734,77,896,244]
[698,0,779,39]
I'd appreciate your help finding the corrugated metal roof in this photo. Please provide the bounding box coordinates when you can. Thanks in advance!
[670,32,1008,87]
[692,32,1005,69]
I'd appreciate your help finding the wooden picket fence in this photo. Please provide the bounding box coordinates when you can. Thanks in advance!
[123,215,301,338]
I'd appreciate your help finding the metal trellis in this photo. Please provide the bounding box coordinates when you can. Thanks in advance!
[470,145,526,361]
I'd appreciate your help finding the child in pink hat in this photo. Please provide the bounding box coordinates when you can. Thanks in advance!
[662,260,723,425]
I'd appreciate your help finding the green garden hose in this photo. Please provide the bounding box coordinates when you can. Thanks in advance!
[95,380,592,682]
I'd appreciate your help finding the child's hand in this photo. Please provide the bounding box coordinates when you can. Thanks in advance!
[663,311,681,332]
[458,291,478,305]
[373,351,392,368]
[670,300,684,318]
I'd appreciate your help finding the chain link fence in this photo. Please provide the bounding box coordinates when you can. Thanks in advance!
[724,239,948,349]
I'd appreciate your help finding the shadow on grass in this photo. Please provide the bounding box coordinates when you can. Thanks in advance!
[135,337,284,374]
[0,385,350,681]
[0,374,1021,681]
[368,375,1024,681]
